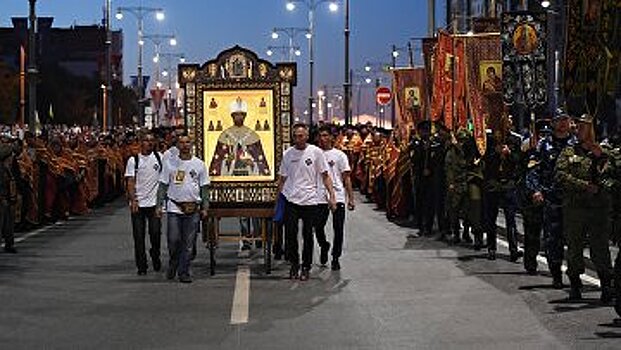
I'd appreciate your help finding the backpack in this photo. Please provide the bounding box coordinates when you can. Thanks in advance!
[134,152,163,174]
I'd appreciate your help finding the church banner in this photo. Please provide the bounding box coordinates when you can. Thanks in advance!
[422,37,437,120]
[564,0,619,120]
[391,67,426,130]
[430,31,466,130]
[465,34,502,155]
[501,12,547,112]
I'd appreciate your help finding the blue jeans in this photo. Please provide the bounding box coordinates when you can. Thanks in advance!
[167,213,199,278]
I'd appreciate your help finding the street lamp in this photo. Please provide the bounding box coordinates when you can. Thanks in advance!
[271,27,310,61]
[116,5,165,125]
[158,52,185,126]
[266,45,301,61]
[27,0,38,129]
[541,0,551,8]
[286,0,339,126]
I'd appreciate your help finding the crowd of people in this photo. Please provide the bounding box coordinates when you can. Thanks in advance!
[0,124,183,254]
[318,110,621,313]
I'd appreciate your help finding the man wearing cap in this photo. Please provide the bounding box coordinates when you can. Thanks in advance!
[527,109,576,288]
[208,97,270,177]
[520,119,551,274]
[555,114,613,301]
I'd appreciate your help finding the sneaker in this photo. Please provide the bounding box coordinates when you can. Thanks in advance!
[331,259,341,271]
[3,246,17,254]
[320,242,331,266]
[299,267,310,281]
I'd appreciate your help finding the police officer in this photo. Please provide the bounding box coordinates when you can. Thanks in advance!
[520,120,552,274]
[555,114,613,301]
[527,109,575,289]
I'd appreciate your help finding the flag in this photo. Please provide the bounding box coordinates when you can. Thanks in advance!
[501,12,547,113]
[430,31,466,130]
[464,34,502,156]
[391,67,427,130]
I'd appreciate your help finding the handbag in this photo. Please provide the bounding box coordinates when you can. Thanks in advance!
[273,193,286,223]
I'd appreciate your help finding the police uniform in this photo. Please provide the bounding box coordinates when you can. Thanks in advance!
[527,110,576,288]
[555,115,613,301]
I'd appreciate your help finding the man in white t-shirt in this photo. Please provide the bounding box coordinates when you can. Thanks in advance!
[315,125,355,271]
[125,132,163,275]
[157,134,209,283]
[277,123,336,281]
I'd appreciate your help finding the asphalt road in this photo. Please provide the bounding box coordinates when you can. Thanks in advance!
[1,196,620,349]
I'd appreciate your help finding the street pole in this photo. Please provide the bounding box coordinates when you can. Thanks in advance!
[105,0,113,128]
[428,0,435,37]
[407,41,414,67]
[28,0,37,129]
[391,44,396,128]
[138,17,145,126]
[343,0,351,125]
[308,7,315,126]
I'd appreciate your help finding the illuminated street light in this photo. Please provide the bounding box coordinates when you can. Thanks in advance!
[329,2,338,12]
[266,49,273,56]
[286,2,296,11]
[271,32,279,39]
[541,0,551,8]
[295,49,302,56]
[156,11,165,21]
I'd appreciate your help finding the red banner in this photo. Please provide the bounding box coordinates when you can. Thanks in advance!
[391,67,427,131]
[430,31,466,130]
[464,34,502,156]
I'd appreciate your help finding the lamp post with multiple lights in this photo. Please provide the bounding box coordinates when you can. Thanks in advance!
[286,0,339,126]
[271,27,310,62]
[115,5,165,124]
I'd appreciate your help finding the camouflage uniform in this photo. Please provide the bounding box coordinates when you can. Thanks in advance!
[603,141,621,313]
[445,131,469,244]
[555,140,613,300]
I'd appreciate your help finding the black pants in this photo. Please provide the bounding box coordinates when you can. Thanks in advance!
[316,203,346,260]
[0,202,15,249]
[484,189,520,254]
[130,206,161,271]
[522,206,544,271]
[284,200,317,269]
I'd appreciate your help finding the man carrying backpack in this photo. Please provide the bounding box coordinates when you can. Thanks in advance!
[125,132,163,275]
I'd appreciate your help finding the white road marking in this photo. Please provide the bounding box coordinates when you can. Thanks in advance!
[230,265,250,325]
[13,221,65,244]
[496,238,601,287]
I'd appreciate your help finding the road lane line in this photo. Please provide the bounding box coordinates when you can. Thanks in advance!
[230,265,250,325]
[13,221,65,244]
[496,237,601,287]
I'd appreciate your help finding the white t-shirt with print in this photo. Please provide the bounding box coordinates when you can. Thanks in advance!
[160,156,209,214]
[279,144,329,206]
[124,152,163,207]
[317,148,351,204]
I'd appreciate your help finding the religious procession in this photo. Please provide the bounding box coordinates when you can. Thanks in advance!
[1,0,620,348]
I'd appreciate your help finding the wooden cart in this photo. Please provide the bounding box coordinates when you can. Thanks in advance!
[202,208,276,276]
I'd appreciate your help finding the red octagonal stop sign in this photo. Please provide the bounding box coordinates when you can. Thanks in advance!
[376,86,392,105]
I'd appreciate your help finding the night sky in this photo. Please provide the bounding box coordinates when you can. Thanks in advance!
[2,0,448,117]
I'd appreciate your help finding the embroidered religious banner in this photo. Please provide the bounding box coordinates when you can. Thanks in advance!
[564,0,620,119]
[501,12,547,112]
[473,17,501,34]
[422,37,437,120]
[430,31,466,129]
[465,34,502,156]
[391,67,427,130]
